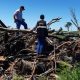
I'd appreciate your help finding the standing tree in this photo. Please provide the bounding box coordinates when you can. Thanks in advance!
[70,8,80,30]
[65,22,72,31]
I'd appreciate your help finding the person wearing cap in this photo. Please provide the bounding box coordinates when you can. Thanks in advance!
[36,14,48,55]
[13,6,28,29]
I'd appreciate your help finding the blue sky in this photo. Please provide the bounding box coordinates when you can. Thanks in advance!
[0,0,80,30]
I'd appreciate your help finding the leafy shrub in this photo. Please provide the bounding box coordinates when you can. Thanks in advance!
[57,65,80,80]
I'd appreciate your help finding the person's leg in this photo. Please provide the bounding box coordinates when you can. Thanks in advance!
[15,21,21,36]
[39,39,46,55]
[36,39,44,55]
[36,39,41,55]
[21,21,28,29]
[15,21,21,29]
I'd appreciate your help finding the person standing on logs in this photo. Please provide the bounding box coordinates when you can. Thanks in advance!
[13,6,28,34]
[36,14,48,55]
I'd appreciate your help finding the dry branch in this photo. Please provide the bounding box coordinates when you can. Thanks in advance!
[0,27,36,34]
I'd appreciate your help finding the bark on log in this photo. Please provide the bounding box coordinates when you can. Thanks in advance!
[0,27,36,34]
[0,27,54,34]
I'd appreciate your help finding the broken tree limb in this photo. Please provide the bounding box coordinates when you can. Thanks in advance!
[0,27,55,34]
[39,68,54,76]
[0,27,36,34]
[27,36,36,47]
[49,41,71,56]
[47,17,62,27]
[56,41,71,50]
[0,20,7,28]
[29,58,38,80]
[46,37,53,45]
[32,17,61,31]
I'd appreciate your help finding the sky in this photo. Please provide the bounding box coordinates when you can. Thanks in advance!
[0,0,80,30]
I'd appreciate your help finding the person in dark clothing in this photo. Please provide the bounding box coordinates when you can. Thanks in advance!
[36,15,47,27]
[33,15,47,31]
[36,15,48,55]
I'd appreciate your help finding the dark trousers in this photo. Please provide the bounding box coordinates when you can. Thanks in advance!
[36,38,46,55]
[15,20,28,29]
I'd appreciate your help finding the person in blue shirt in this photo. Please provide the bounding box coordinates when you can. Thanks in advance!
[13,6,28,29]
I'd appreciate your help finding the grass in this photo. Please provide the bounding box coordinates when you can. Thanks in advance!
[13,74,24,80]
[12,62,80,80]
[57,63,80,80]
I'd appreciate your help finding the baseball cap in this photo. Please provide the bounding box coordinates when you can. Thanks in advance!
[20,6,25,10]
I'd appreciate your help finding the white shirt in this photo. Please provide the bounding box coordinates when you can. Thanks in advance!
[14,9,23,21]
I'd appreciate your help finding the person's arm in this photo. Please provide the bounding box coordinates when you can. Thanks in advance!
[44,21,47,26]
[13,14,15,21]
[32,21,39,31]
[13,11,18,22]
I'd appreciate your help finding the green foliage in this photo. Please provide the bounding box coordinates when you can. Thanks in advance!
[36,76,47,80]
[65,22,72,31]
[57,65,80,80]
[13,74,24,80]
[57,61,72,72]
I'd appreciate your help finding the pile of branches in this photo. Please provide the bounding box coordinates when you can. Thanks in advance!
[0,25,80,80]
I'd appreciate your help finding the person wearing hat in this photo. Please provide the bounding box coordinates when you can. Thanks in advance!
[13,6,28,30]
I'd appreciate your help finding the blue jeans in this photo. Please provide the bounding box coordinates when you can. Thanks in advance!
[15,20,28,29]
[36,38,46,55]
